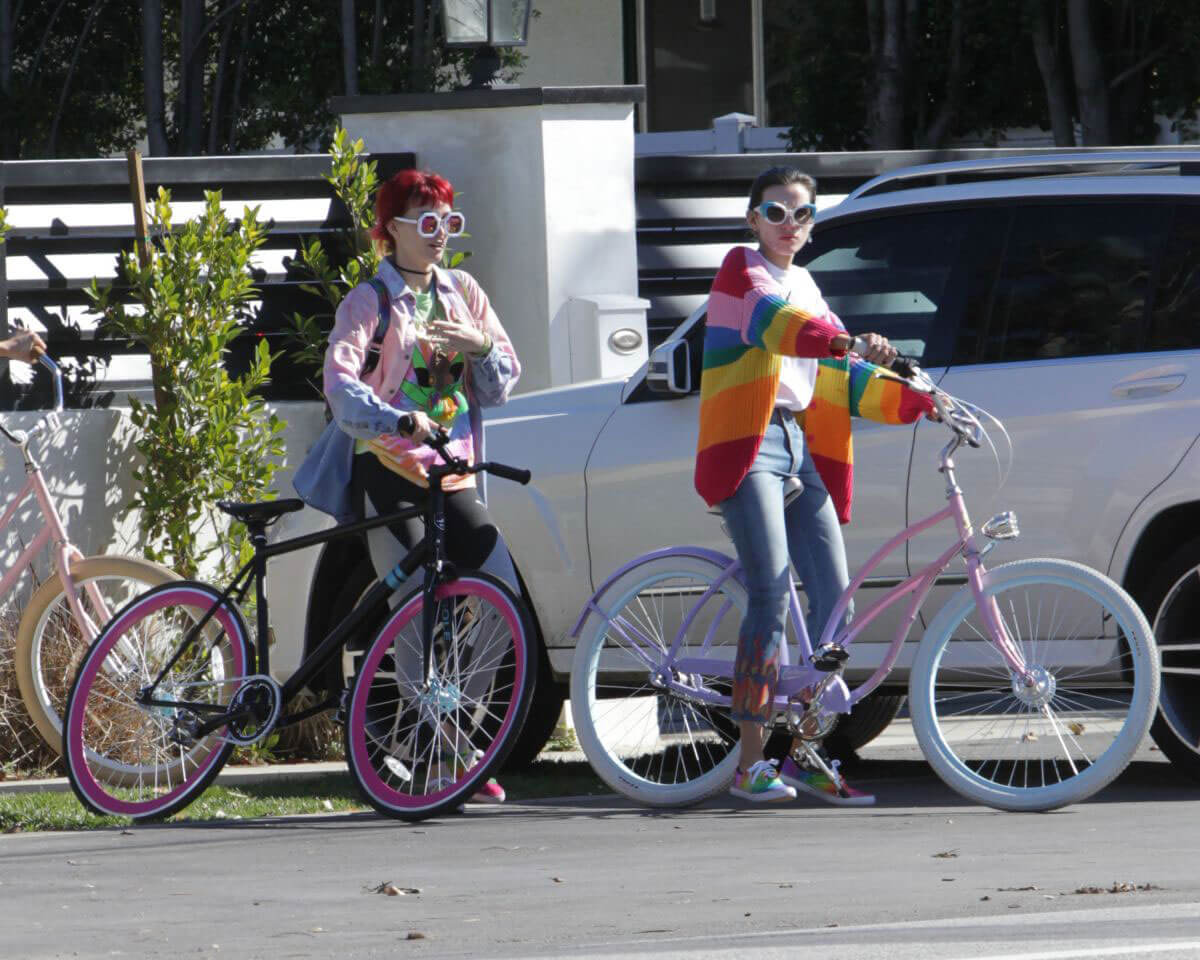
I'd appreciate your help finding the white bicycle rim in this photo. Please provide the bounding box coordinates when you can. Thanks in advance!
[571,554,747,807]
[909,559,1158,811]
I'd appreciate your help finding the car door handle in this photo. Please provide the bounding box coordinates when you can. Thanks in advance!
[1111,375,1186,399]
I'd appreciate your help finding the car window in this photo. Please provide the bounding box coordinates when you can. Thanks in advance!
[797,210,972,367]
[1148,203,1200,351]
[974,202,1170,364]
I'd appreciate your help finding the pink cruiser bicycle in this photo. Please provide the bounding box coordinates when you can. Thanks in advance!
[4,355,177,765]
[570,362,1159,812]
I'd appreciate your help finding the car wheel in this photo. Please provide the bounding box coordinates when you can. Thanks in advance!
[501,648,565,771]
[1138,538,1200,780]
[762,691,905,764]
[824,692,906,761]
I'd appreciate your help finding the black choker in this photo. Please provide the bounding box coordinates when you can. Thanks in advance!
[394,262,432,276]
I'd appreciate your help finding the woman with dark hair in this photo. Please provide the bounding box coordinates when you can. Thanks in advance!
[695,167,935,805]
[296,168,521,804]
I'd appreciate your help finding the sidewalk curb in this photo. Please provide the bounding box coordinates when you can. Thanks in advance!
[0,761,348,796]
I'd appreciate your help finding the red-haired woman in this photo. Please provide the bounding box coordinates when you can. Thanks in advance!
[295,169,521,804]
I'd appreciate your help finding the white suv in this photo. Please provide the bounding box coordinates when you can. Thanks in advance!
[271,151,1200,774]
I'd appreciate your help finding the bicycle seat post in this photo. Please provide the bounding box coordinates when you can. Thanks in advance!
[246,520,272,678]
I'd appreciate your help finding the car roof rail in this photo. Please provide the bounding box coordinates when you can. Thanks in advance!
[846,149,1200,202]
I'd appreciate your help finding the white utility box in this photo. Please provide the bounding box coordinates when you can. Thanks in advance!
[566,294,651,383]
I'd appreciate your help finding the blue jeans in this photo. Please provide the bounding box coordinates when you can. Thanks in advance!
[719,409,851,725]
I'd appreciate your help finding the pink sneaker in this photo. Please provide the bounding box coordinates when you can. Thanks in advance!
[458,748,506,805]
[471,777,506,804]
[779,755,874,806]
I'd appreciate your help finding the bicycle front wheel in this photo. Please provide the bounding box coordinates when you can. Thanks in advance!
[909,559,1159,811]
[571,553,746,807]
[15,555,179,756]
[345,572,535,821]
[63,582,252,820]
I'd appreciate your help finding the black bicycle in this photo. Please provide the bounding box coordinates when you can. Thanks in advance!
[62,435,537,822]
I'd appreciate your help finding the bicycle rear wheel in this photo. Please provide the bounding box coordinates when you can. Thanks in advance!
[909,559,1158,811]
[15,555,179,756]
[345,572,535,821]
[571,553,746,807]
[63,582,252,820]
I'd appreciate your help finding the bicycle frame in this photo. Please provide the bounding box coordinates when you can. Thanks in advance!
[138,464,472,734]
[586,431,1031,718]
[0,358,117,644]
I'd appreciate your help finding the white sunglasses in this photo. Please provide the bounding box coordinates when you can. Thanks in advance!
[393,210,466,238]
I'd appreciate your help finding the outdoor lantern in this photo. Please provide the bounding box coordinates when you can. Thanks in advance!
[442,0,532,48]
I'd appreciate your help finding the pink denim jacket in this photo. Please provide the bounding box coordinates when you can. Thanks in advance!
[294,259,520,520]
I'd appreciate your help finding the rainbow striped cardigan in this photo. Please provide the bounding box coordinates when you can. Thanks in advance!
[694,246,934,523]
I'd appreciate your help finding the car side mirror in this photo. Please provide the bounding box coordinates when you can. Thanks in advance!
[645,339,692,396]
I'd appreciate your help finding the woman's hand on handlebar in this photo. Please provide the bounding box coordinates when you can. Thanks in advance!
[851,333,897,366]
[396,411,439,444]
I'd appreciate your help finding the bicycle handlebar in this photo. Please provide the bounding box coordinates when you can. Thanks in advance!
[422,429,532,485]
[849,339,983,449]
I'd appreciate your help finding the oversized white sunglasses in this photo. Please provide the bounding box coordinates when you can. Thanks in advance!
[393,210,466,238]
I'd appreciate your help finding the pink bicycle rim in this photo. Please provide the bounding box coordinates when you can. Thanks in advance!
[67,586,247,817]
[349,577,525,810]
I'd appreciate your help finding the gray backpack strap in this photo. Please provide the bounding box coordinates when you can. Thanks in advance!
[360,276,391,376]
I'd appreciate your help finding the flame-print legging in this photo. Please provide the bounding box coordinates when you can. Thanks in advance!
[719,409,852,725]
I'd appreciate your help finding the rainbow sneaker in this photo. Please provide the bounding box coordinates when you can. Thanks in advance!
[729,759,797,802]
[779,755,875,806]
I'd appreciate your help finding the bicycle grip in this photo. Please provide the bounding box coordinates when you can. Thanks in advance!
[891,355,919,379]
[486,462,532,485]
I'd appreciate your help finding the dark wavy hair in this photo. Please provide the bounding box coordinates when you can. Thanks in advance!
[748,166,817,210]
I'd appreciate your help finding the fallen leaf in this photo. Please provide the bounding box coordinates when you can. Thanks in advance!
[998,885,1039,892]
[825,923,839,928]
[406,932,427,941]
[372,882,420,896]
[1020,732,1038,743]
[552,877,565,883]
[1067,721,1085,736]
[980,895,991,901]
[932,849,959,859]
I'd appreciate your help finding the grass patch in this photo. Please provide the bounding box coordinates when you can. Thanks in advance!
[0,760,610,833]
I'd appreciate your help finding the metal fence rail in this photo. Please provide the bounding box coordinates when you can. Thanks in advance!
[0,152,413,408]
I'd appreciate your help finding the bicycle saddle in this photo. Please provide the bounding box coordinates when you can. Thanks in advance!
[216,499,304,525]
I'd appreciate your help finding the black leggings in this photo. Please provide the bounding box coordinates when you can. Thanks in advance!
[351,452,502,570]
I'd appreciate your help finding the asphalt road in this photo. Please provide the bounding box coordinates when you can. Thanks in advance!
[2,752,1199,960]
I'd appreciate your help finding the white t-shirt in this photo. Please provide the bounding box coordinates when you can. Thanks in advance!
[762,258,826,412]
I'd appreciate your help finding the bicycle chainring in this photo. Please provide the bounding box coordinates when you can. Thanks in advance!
[225,674,283,746]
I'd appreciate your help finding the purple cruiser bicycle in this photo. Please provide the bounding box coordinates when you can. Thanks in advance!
[570,361,1158,812]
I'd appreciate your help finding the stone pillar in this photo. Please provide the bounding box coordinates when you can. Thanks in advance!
[334,86,646,393]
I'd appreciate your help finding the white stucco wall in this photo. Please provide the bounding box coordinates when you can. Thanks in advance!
[342,94,641,392]
[519,2,625,87]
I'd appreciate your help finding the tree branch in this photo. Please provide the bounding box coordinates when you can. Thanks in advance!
[1109,43,1167,91]
[47,0,109,157]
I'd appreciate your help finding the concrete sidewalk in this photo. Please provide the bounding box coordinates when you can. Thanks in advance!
[0,759,348,795]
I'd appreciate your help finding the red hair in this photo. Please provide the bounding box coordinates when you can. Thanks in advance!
[371,169,455,250]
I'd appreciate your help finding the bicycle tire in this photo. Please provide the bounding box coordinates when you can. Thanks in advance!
[908,558,1158,812]
[345,571,535,821]
[571,552,746,807]
[63,581,252,820]
[14,555,179,756]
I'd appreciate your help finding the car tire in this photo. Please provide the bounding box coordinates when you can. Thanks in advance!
[1137,537,1200,781]
[501,649,565,771]
[763,690,906,765]
[824,692,906,761]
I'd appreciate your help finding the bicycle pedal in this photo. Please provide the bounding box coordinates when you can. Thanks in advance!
[810,644,850,672]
